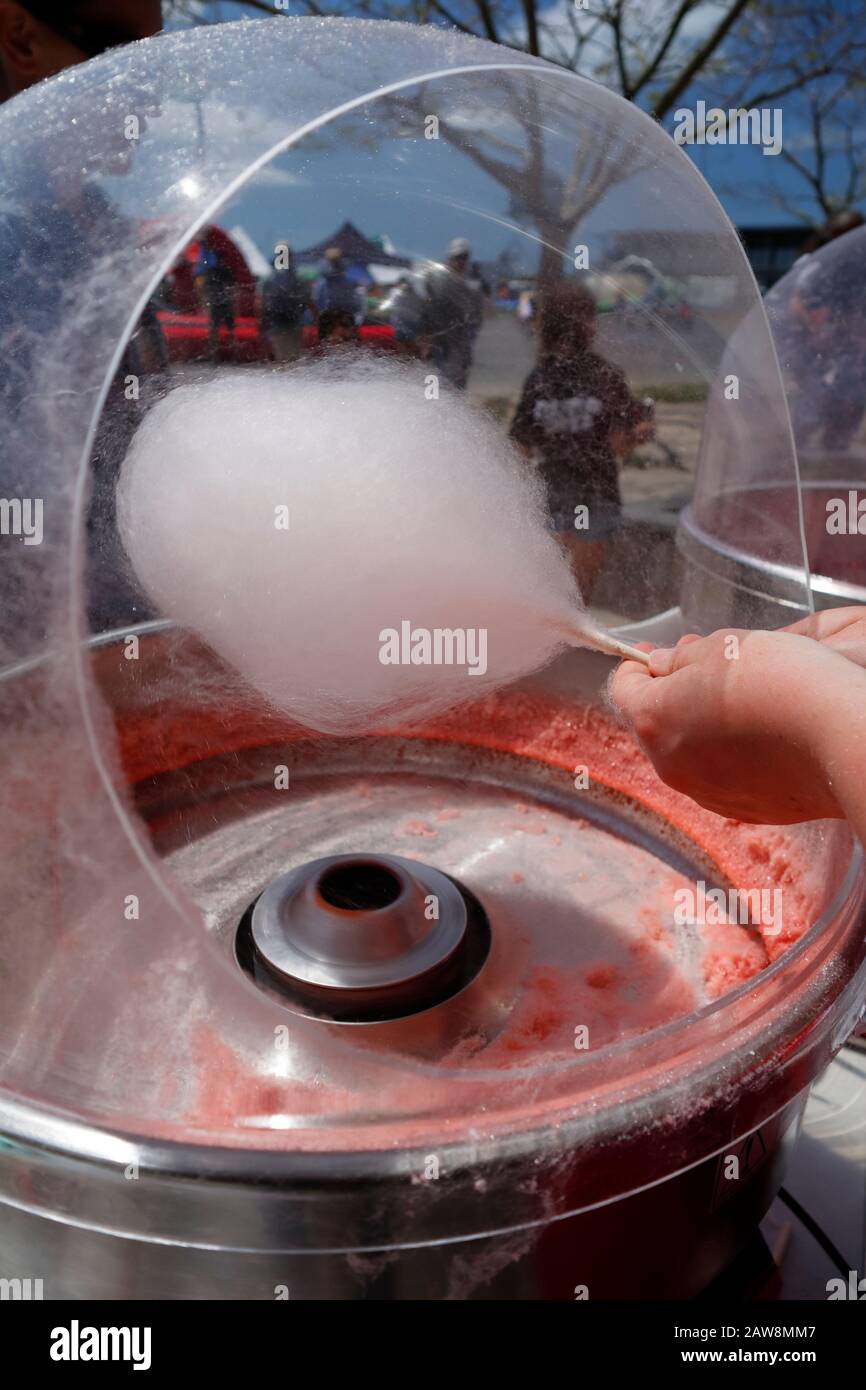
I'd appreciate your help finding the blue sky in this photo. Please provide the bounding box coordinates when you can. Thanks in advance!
[161,2,863,270]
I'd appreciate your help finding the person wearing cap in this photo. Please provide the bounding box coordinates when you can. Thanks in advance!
[409,237,484,390]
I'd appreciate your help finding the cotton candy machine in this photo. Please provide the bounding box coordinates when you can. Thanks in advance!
[679,226,866,630]
[1,18,864,1301]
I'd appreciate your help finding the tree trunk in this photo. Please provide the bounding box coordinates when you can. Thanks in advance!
[535,225,569,286]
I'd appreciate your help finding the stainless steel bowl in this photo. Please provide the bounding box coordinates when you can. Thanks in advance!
[679,472,866,631]
[1,632,864,1299]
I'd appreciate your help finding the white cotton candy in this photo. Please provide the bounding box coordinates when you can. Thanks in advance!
[116,354,592,735]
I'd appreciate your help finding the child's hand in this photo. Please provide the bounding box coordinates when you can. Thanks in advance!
[610,629,849,824]
[782,607,866,670]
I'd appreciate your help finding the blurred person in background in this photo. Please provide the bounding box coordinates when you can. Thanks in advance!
[509,280,651,600]
[313,246,365,324]
[195,227,237,362]
[259,242,310,364]
[388,271,426,358]
[516,287,536,333]
[409,237,483,389]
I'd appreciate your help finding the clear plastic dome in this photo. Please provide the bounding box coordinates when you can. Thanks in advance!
[0,19,862,1290]
[764,225,866,605]
[682,223,866,627]
[680,297,811,630]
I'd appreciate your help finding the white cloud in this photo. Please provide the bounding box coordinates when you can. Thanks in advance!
[250,165,308,188]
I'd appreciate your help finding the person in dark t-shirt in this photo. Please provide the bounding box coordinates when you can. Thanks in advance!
[509,279,650,599]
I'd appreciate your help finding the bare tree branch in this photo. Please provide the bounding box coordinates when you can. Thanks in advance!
[609,1,632,99]
[520,0,540,57]
[650,0,752,119]
[472,0,500,44]
[631,0,696,96]
[165,0,866,231]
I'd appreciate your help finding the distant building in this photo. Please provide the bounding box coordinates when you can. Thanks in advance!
[737,225,805,291]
